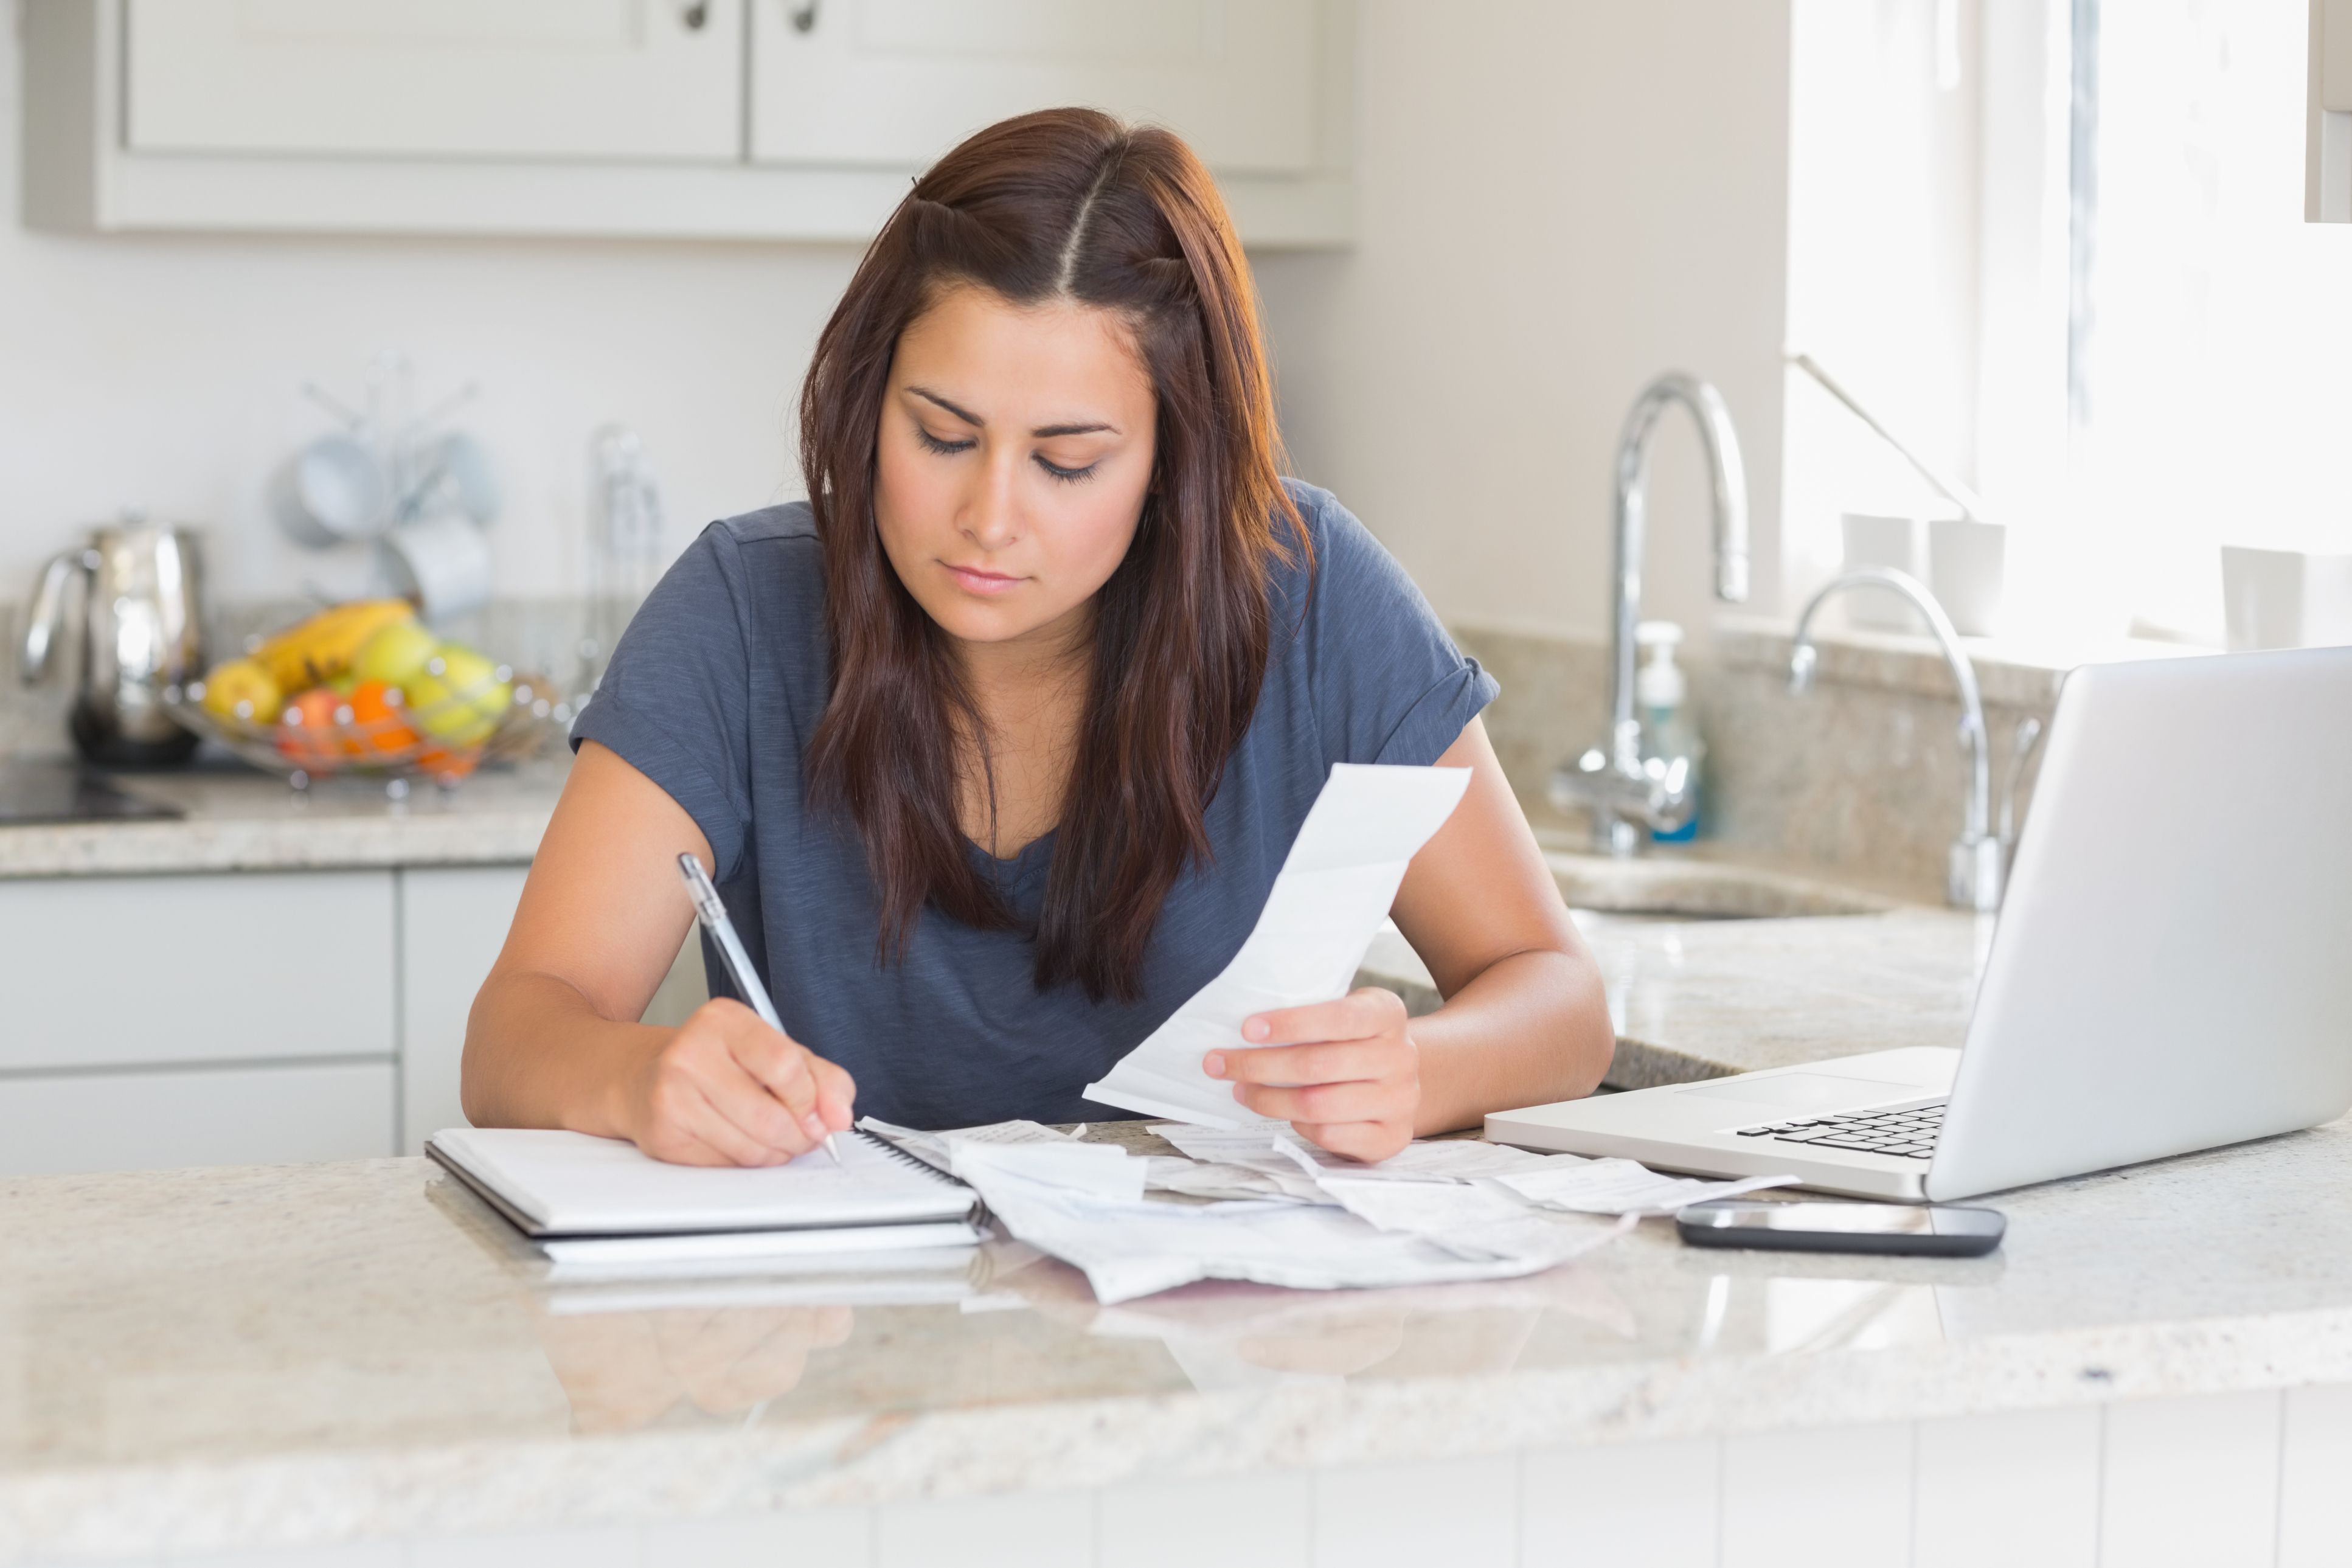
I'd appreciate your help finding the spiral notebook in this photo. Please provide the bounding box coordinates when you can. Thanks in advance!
[426,1126,978,1241]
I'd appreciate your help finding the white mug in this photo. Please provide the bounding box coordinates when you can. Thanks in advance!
[2222,547,2352,651]
[377,514,493,626]
[1839,513,1927,630]
[1929,518,2005,637]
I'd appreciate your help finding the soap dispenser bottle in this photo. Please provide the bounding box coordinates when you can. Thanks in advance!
[1636,621,1704,842]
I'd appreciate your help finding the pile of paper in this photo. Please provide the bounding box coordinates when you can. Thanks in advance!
[859,1117,1792,1306]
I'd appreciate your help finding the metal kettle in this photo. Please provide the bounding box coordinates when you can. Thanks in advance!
[21,518,207,766]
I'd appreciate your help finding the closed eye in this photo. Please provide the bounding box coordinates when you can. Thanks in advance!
[1034,453,1099,484]
[915,428,974,457]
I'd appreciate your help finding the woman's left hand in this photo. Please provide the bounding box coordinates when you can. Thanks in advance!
[1205,988,1420,1163]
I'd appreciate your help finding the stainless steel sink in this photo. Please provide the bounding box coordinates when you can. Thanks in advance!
[1545,852,1892,920]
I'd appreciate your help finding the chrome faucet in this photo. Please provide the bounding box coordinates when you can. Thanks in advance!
[1787,566,2004,912]
[1551,373,1750,856]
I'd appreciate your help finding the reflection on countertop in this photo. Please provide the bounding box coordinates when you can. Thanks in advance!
[0,752,571,878]
[4,1114,2351,1558]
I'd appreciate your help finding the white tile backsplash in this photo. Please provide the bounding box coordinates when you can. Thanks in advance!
[874,1490,1094,1568]
[410,1525,640,1568]
[1912,1405,2100,1568]
[2279,1382,2352,1567]
[2100,1392,2281,1568]
[1719,1422,1912,1568]
[1098,1469,1312,1568]
[1522,1437,1719,1568]
[1311,1453,1518,1568]
[642,1507,870,1567]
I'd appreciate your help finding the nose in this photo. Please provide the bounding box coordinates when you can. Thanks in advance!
[959,445,1022,552]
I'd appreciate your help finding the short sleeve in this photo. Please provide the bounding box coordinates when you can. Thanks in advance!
[1291,485,1500,768]
[568,522,758,879]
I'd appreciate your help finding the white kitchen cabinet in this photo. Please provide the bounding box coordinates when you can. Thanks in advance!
[125,0,743,162]
[397,865,530,1156]
[749,0,1319,173]
[0,1061,395,1177]
[21,0,1354,246]
[0,870,395,1074]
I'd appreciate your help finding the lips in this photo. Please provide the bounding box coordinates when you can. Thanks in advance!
[944,563,1025,597]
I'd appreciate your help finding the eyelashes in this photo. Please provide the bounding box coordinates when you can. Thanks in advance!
[914,426,1099,485]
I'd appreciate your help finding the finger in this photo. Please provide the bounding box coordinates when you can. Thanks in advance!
[667,1038,811,1155]
[668,1046,817,1164]
[1210,1039,1395,1087]
[726,1019,823,1125]
[1294,1120,1414,1164]
[1239,989,1404,1047]
[1233,1078,1400,1125]
[641,1095,786,1168]
[810,1056,859,1133]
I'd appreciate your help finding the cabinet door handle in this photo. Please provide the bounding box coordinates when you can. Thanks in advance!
[789,1,819,33]
[676,0,709,29]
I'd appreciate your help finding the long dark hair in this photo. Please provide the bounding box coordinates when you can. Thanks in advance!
[800,108,1302,1004]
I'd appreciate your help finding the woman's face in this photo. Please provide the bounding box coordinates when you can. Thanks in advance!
[873,285,1157,659]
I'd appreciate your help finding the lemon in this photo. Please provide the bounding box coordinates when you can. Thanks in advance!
[196,658,280,726]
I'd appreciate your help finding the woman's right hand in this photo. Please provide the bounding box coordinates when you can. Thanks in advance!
[625,997,856,1167]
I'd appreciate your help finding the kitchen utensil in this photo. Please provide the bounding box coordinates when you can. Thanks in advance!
[377,513,494,625]
[21,518,207,766]
[273,433,391,546]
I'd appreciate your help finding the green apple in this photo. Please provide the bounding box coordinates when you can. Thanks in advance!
[352,619,442,691]
[408,642,514,747]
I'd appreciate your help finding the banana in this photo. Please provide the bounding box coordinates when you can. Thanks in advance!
[254,598,417,693]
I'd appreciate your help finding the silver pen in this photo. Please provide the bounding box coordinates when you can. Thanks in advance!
[676,853,842,1166]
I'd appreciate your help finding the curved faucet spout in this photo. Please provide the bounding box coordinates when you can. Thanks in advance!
[1788,567,2000,910]
[1555,373,1750,858]
[1609,374,1749,769]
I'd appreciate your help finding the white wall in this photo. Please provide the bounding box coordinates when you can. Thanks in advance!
[0,18,859,605]
[5,3,1798,651]
[1254,0,1794,643]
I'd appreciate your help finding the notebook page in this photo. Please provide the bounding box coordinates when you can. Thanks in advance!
[429,1126,974,1236]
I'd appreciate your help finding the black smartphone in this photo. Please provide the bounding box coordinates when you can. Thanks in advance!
[1676,1199,2005,1257]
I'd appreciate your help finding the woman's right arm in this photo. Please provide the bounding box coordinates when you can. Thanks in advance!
[462,740,853,1166]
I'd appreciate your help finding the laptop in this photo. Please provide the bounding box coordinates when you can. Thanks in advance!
[1486,645,2352,1203]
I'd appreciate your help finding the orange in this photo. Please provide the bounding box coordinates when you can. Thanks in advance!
[274,688,344,771]
[347,679,421,756]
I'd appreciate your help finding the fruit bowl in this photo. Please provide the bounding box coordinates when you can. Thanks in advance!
[167,667,566,789]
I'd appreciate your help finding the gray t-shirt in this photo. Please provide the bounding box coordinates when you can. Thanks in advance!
[571,480,1497,1128]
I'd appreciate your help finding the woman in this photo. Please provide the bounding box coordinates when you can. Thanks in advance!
[464,108,1611,1167]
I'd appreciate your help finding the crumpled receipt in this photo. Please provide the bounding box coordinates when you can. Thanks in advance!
[855,1119,1795,1305]
[1083,763,1472,1126]
[942,1136,1629,1305]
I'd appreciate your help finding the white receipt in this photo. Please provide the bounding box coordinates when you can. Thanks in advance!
[1083,765,1472,1126]
[949,1138,1626,1305]
[858,1116,1079,1173]
[1490,1159,1797,1216]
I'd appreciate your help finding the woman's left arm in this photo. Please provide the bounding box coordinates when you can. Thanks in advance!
[1206,716,1613,1160]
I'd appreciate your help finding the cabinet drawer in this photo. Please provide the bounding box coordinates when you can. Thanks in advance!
[0,871,394,1072]
[0,1061,394,1176]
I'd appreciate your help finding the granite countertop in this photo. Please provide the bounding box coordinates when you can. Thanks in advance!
[0,757,569,879]
[1357,864,1986,1089]
[5,1120,2351,1562]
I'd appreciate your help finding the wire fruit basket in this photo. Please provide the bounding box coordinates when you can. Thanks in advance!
[167,667,566,791]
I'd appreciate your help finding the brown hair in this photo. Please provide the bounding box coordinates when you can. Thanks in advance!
[800,108,1303,1003]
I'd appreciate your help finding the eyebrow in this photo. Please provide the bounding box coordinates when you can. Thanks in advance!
[906,386,1115,440]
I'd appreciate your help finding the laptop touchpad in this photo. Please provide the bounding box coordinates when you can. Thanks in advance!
[1676,1073,1893,1109]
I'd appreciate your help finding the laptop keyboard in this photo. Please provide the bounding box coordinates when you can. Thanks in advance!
[1734,1101,1946,1160]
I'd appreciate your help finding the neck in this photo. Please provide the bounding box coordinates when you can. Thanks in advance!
[950,601,1095,713]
